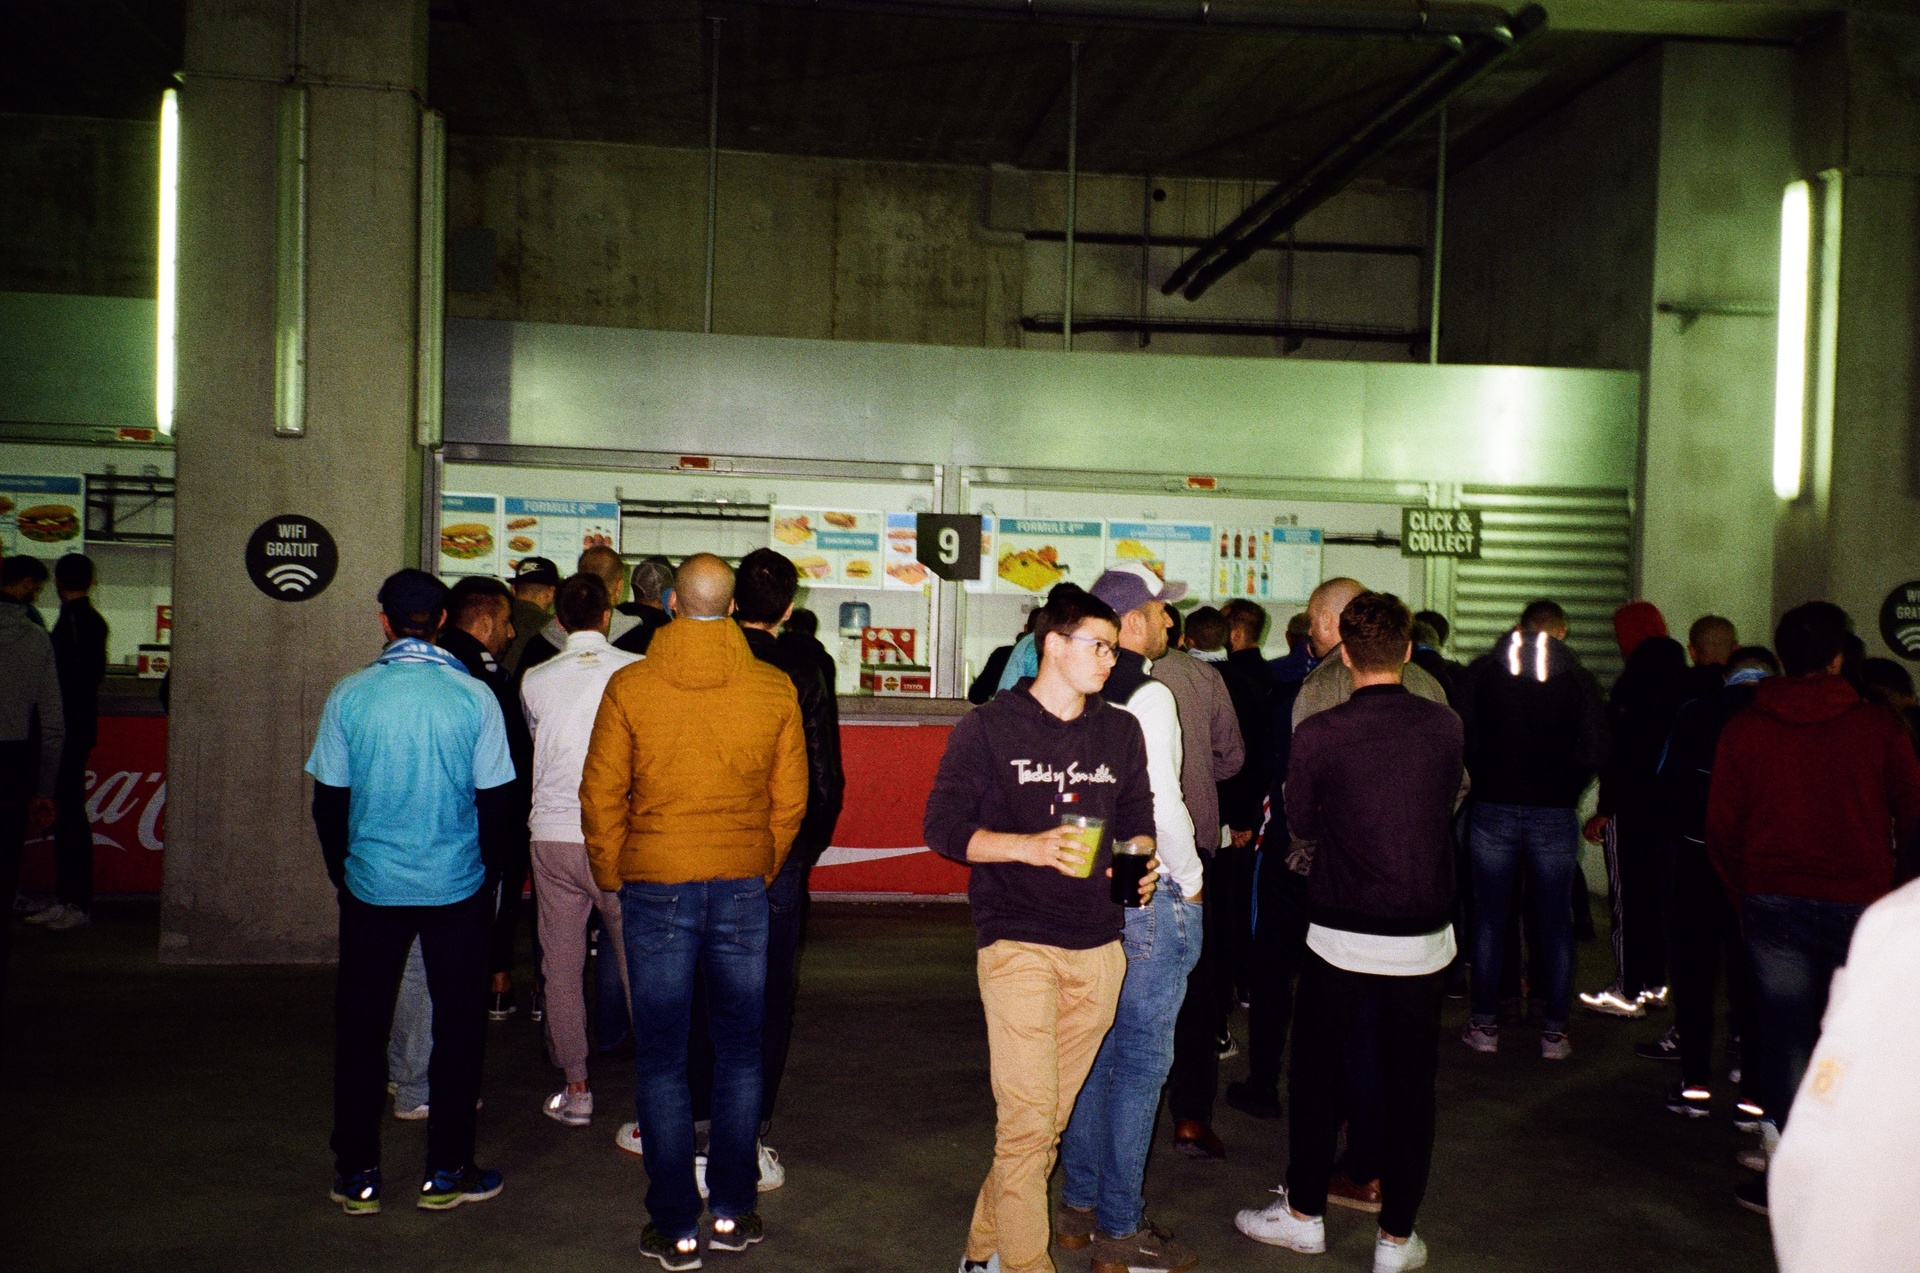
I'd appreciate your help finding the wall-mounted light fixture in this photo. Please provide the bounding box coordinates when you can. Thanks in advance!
[274,85,309,438]
[1772,179,1810,500]
[156,87,178,435]
[416,109,446,448]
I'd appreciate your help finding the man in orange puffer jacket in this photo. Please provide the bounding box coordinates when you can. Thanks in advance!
[581,553,807,1268]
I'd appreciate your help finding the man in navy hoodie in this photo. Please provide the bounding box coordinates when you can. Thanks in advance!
[1234,591,1463,1273]
[926,586,1160,1273]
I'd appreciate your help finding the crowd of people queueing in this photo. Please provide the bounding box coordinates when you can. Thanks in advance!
[947,571,1920,1273]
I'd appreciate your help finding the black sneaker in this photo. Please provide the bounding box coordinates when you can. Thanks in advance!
[1665,1082,1712,1118]
[1635,1026,1682,1062]
[642,1224,703,1270]
[529,988,545,1023]
[1732,1100,1768,1134]
[1215,1030,1240,1061]
[710,1212,764,1252]
[417,1165,503,1210]
[1735,1172,1769,1216]
[329,1167,381,1215]
[1225,1080,1283,1120]
[488,988,517,1021]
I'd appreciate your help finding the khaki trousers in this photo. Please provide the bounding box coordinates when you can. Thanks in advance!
[531,839,630,1083]
[966,939,1127,1273]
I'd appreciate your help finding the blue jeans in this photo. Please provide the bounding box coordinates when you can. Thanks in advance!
[386,937,431,1109]
[1059,888,1204,1237]
[1743,894,1864,1128]
[1469,803,1579,1031]
[622,878,769,1238]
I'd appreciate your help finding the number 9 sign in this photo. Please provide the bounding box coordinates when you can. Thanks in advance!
[915,513,983,582]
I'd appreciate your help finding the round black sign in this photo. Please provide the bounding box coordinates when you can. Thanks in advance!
[246,514,338,602]
[1879,581,1920,662]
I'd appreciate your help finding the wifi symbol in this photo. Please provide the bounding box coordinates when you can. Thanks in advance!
[267,563,318,594]
[1897,625,1920,656]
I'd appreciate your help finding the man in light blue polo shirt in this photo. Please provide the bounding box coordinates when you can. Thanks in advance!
[307,569,517,1217]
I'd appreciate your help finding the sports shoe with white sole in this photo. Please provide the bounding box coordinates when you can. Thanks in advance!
[395,1096,481,1121]
[694,1143,784,1198]
[1373,1230,1428,1272]
[1461,1021,1499,1053]
[710,1212,764,1252]
[1235,1188,1327,1253]
[24,902,73,926]
[1578,985,1646,1018]
[1635,1025,1681,1062]
[416,1165,503,1210]
[544,1088,593,1126]
[956,1255,1001,1273]
[1637,985,1670,1010]
[1665,1082,1711,1118]
[45,906,90,932]
[641,1223,702,1270]
[1732,1100,1768,1134]
[615,1121,645,1158]
[329,1168,381,1216]
[1540,1031,1573,1061]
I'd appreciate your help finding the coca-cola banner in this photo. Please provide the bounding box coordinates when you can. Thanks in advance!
[19,715,167,895]
[810,723,969,896]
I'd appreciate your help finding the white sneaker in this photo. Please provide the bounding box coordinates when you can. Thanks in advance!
[23,902,72,926]
[615,1121,645,1158]
[1374,1230,1428,1272]
[694,1142,784,1199]
[45,906,90,932]
[395,1101,429,1121]
[1578,985,1646,1018]
[543,1088,593,1127]
[956,1256,1001,1273]
[1235,1187,1327,1252]
[1540,1031,1573,1061]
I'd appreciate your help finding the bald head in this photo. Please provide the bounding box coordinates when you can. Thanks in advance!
[1688,615,1738,667]
[578,545,628,607]
[1306,577,1365,658]
[674,553,735,618]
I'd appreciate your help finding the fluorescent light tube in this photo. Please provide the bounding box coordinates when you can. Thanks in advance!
[157,88,178,434]
[1772,180,1810,501]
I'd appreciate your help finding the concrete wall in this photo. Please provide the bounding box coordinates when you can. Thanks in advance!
[1640,44,1795,650]
[0,112,157,298]
[444,133,1427,359]
[1441,49,1661,373]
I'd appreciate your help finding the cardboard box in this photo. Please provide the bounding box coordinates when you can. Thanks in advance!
[860,664,932,696]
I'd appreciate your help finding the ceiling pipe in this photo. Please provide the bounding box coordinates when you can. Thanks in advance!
[1163,2,1544,299]
[725,0,1522,43]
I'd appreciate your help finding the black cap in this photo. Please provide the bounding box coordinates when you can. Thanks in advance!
[512,556,561,587]
[377,568,448,627]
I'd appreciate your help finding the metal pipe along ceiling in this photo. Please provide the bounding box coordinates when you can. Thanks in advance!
[1163,3,1546,300]
[732,0,1524,42]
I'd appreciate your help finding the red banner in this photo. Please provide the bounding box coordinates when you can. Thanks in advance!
[810,722,969,896]
[19,714,168,896]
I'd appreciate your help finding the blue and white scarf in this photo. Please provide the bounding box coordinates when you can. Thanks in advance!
[375,637,468,672]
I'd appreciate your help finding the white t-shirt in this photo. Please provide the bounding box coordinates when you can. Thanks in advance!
[1306,923,1456,977]
[519,630,641,843]
[1115,668,1202,901]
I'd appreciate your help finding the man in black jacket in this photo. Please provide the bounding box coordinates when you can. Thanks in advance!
[1233,592,1462,1273]
[1646,646,1776,1118]
[35,554,108,930]
[443,576,537,1020]
[687,549,846,1177]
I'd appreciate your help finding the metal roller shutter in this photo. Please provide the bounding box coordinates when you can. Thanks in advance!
[1452,486,1634,685]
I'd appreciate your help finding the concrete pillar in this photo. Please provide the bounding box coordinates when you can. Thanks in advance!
[1774,14,1920,642]
[160,0,427,962]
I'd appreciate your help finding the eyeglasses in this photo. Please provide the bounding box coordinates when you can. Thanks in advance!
[1064,633,1118,660]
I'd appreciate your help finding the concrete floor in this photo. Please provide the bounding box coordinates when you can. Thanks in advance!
[3,899,1775,1272]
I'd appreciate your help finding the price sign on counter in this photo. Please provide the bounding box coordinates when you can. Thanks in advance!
[915,513,983,582]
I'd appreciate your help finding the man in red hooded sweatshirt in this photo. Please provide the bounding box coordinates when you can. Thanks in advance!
[1706,601,1920,1218]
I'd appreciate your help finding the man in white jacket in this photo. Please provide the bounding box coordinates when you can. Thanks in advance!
[1768,875,1920,1268]
[519,572,641,1126]
[1054,563,1205,1273]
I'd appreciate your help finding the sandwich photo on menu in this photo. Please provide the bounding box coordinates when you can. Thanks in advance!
[441,522,494,560]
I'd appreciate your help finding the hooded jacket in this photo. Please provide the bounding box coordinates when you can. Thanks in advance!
[580,617,808,889]
[1706,674,1920,905]
[924,680,1155,950]
[1458,631,1609,808]
[0,597,64,795]
[1596,635,1691,822]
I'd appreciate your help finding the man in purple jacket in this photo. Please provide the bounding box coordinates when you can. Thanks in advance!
[926,586,1160,1273]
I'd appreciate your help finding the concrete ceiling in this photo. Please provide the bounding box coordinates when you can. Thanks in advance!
[0,0,1854,189]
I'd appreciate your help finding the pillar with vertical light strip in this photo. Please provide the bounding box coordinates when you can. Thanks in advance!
[156,87,178,435]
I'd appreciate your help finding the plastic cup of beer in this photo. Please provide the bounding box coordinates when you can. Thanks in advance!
[1058,814,1103,879]
[1110,839,1153,907]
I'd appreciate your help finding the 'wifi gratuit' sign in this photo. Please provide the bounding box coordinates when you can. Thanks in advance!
[245,514,338,602]
[1879,581,1920,663]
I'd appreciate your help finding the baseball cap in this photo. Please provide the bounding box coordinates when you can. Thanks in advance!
[1089,561,1188,616]
[512,556,562,587]
[377,568,449,627]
